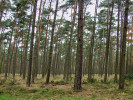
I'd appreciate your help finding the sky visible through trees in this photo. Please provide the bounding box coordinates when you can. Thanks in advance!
[0,0,133,99]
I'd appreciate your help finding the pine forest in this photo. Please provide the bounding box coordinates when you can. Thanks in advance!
[0,0,133,99]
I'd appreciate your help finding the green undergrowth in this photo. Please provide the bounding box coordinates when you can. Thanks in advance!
[125,74,133,80]
[0,85,103,100]
[0,74,133,100]
[54,96,104,100]
[50,80,69,85]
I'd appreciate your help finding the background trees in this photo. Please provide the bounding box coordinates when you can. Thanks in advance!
[0,0,132,90]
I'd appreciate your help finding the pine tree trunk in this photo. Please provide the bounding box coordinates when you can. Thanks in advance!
[74,0,84,90]
[46,0,59,84]
[119,0,129,89]
[52,11,64,77]
[5,12,18,79]
[23,14,32,80]
[0,0,5,27]
[32,0,43,83]
[114,0,120,83]
[126,44,129,74]
[26,0,37,87]
[88,0,98,79]
[104,0,114,82]
[42,0,52,78]
[13,41,18,80]
[20,30,24,76]
[64,0,77,81]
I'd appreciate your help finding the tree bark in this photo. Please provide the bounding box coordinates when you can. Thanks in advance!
[42,0,52,78]
[23,14,32,80]
[26,0,37,87]
[74,0,84,90]
[104,0,114,82]
[64,0,77,81]
[46,0,59,84]
[0,0,5,27]
[88,0,98,80]
[32,0,43,83]
[114,0,120,83]
[119,0,129,90]
[5,11,18,79]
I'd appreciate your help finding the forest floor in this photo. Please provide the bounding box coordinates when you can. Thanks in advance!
[0,74,133,100]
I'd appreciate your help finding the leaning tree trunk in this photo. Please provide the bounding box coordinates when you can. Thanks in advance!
[26,0,37,87]
[74,0,84,90]
[46,0,59,84]
[119,0,129,90]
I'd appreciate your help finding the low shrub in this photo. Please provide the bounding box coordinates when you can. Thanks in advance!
[125,74,133,80]
[0,79,6,85]
[88,78,97,83]
[51,80,68,85]
[8,80,16,86]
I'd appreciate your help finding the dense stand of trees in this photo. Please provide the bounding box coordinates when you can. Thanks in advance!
[0,0,133,90]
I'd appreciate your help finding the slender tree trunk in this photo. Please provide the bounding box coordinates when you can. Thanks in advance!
[64,0,77,81]
[108,39,113,77]
[42,0,52,78]
[55,32,63,75]
[1,48,5,73]
[23,14,32,80]
[12,17,21,79]
[88,0,98,80]
[26,0,37,87]
[114,0,120,83]
[126,42,129,74]
[46,0,59,84]
[13,40,19,80]
[32,0,43,83]
[74,0,84,90]
[119,0,129,89]
[5,12,18,79]
[52,11,64,77]
[104,0,114,82]
[20,29,24,76]
[0,0,5,27]
[101,28,105,77]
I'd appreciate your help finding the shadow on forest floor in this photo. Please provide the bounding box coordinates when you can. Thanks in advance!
[0,74,133,100]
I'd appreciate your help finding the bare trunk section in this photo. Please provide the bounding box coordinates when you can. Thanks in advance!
[64,0,77,81]
[74,0,84,90]
[23,13,32,80]
[46,0,59,84]
[32,0,43,83]
[26,0,37,87]
[0,0,5,27]
[52,11,64,77]
[104,0,114,82]
[5,11,18,79]
[88,0,98,79]
[119,0,129,89]
[42,0,52,78]
[114,0,120,83]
